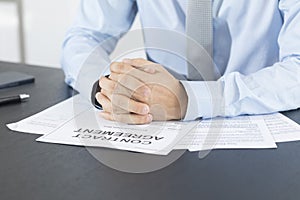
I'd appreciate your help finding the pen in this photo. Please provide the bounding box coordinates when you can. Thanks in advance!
[0,94,30,106]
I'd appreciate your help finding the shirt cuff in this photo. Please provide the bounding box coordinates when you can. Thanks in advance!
[180,80,224,121]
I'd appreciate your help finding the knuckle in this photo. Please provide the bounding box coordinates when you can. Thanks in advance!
[111,62,125,73]
[119,63,126,70]
[110,62,118,70]
[117,63,126,72]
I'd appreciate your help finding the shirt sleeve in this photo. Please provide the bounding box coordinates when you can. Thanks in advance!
[61,0,137,100]
[181,0,300,120]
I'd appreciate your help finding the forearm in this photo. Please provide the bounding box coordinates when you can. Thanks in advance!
[61,30,112,87]
[181,57,300,120]
[61,30,112,102]
[61,0,138,101]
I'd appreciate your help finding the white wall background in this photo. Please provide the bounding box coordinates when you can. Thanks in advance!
[0,2,20,62]
[0,0,142,68]
[23,0,80,68]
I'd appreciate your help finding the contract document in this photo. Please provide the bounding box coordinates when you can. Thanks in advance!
[7,95,300,155]
[175,115,277,151]
[36,108,199,155]
[7,95,91,135]
[263,113,300,142]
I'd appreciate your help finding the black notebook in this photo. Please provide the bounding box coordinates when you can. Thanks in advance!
[0,71,35,89]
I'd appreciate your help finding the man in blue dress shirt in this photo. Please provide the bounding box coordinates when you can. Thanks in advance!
[61,0,300,124]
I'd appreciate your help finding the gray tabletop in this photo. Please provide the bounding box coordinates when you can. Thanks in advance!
[1,61,300,200]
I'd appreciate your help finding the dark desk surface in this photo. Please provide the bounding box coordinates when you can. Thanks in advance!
[1,61,300,200]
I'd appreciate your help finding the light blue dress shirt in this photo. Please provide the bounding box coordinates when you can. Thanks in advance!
[61,0,300,120]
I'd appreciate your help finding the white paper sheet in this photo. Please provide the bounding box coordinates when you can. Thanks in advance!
[36,108,199,155]
[6,95,300,155]
[7,95,91,135]
[263,113,300,142]
[175,115,277,151]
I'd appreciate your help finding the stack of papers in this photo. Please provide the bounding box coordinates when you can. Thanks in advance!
[7,95,300,155]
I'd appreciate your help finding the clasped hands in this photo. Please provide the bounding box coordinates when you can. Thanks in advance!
[96,58,188,124]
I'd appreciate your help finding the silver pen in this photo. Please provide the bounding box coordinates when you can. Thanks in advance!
[0,94,30,106]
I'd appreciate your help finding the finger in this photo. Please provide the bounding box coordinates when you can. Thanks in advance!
[99,76,131,102]
[95,92,127,114]
[122,59,175,86]
[110,62,149,81]
[109,73,151,102]
[110,62,155,76]
[100,89,113,100]
[108,72,119,81]
[99,76,138,101]
[123,58,157,73]
[95,92,112,112]
[123,58,152,67]
[110,62,135,74]
[99,112,153,125]
[99,76,117,92]
[111,94,150,115]
[100,75,131,99]
[101,84,137,101]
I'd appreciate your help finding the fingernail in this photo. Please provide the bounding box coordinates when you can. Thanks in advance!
[143,106,149,114]
[123,58,131,63]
